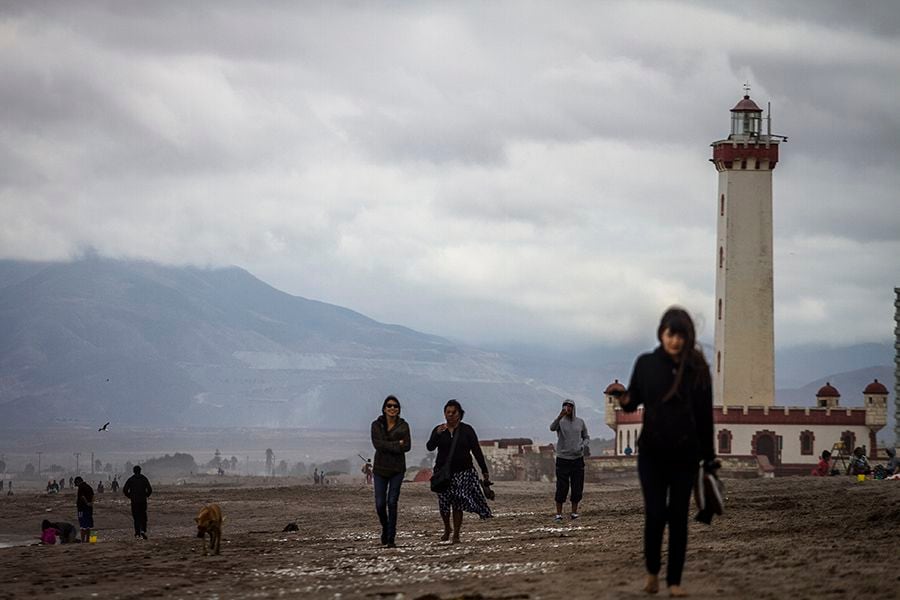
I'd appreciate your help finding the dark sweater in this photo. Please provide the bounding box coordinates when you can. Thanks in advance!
[624,346,715,463]
[76,482,94,510]
[123,473,153,503]
[371,416,411,477]
[426,422,489,476]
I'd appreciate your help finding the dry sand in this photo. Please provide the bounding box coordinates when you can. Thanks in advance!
[0,476,897,599]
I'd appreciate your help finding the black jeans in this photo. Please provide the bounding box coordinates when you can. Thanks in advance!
[554,457,585,505]
[131,500,148,535]
[373,472,403,544]
[638,453,695,586]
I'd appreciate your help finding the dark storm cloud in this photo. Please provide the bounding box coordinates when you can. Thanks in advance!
[1,1,897,348]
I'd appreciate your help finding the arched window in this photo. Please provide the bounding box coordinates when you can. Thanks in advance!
[717,429,732,454]
[840,431,856,455]
[800,430,815,456]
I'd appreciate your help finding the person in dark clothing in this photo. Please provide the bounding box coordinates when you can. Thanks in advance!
[370,395,411,548]
[122,465,153,540]
[73,476,94,542]
[426,399,492,544]
[618,307,715,598]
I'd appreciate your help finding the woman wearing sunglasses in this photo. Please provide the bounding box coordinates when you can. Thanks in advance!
[370,395,411,548]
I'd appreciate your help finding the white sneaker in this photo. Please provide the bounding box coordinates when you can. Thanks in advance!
[554,514,563,522]
[571,513,579,520]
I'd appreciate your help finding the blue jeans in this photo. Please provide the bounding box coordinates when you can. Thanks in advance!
[373,472,403,544]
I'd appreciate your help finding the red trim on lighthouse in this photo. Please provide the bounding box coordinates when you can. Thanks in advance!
[712,142,779,168]
[614,406,867,426]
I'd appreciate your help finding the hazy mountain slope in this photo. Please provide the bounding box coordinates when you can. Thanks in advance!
[0,258,892,440]
[0,258,598,433]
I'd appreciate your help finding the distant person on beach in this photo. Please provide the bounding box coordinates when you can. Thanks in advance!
[59,478,65,490]
[73,476,94,543]
[550,399,590,521]
[123,465,153,540]
[361,459,374,485]
[68,476,74,488]
[886,448,900,476]
[111,476,119,493]
[848,447,871,476]
[97,481,104,494]
[370,395,411,548]
[7,481,12,495]
[617,307,715,598]
[811,450,832,476]
[427,399,492,544]
[41,520,77,544]
[313,469,320,485]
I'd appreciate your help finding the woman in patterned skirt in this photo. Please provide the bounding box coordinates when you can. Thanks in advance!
[426,399,492,543]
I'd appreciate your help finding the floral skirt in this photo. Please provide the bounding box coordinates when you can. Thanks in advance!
[437,468,492,519]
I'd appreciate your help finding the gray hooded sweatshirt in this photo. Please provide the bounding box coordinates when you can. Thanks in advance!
[550,400,590,460]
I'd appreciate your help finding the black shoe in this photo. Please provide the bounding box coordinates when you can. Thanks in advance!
[386,541,396,548]
[139,532,148,540]
[380,531,388,545]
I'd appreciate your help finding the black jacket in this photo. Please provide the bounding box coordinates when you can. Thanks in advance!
[76,482,94,510]
[123,473,153,503]
[426,422,489,476]
[624,346,715,463]
[371,416,411,477]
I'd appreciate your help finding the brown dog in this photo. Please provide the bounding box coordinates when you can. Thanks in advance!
[195,503,223,555]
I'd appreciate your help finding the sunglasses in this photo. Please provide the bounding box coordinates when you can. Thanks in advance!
[385,404,400,409]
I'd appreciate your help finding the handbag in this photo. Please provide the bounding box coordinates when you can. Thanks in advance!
[694,460,724,524]
[430,427,461,493]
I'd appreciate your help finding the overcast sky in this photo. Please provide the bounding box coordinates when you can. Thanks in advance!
[2,1,898,351]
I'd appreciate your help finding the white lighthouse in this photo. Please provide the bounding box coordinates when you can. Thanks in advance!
[601,90,888,474]
[711,89,783,407]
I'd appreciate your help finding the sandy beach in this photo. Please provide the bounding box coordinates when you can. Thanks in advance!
[0,476,897,599]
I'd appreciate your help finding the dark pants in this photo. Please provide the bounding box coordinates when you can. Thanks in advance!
[638,453,696,586]
[131,500,148,535]
[373,472,403,544]
[554,457,585,505]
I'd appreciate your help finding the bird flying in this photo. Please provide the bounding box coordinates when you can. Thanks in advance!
[99,422,110,432]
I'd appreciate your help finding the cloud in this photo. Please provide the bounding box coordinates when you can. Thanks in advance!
[1,1,898,350]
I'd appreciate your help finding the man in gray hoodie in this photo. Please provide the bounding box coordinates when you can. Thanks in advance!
[550,399,590,520]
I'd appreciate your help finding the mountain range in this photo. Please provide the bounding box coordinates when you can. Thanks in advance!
[0,258,894,441]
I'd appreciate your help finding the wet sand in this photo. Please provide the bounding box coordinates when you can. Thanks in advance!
[0,476,897,599]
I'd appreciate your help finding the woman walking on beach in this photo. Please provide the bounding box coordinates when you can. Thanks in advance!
[617,307,715,597]
[370,395,411,548]
[426,399,492,544]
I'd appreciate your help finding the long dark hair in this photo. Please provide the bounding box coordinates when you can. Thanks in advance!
[443,399,465,419]
[381,395,401,419]
[657,307,711,402]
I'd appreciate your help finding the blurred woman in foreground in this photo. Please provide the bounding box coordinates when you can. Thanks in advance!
[617,307,715,597]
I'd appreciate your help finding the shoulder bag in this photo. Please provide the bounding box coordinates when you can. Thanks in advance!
[430,427,461,494]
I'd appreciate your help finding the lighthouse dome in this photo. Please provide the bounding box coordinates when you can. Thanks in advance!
[731,95,762,112]
[816,382,840,398]
[863,379,888,395]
